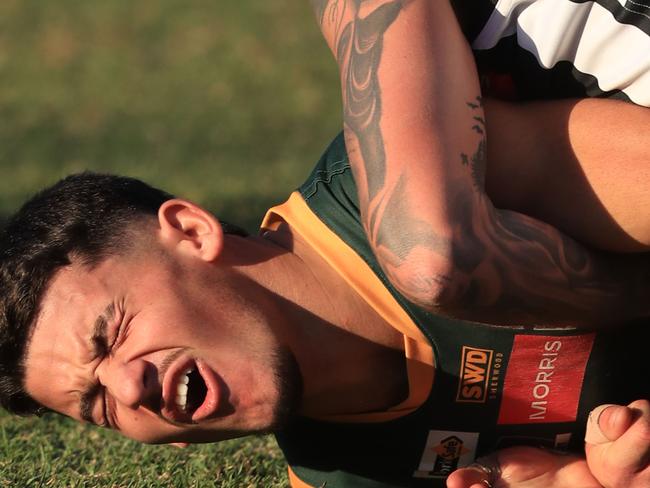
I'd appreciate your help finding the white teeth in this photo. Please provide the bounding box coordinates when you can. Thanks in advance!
[176,394,187,410]
[173,367,194,412]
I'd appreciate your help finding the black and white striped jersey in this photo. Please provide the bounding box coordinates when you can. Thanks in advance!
[453,0,650,106]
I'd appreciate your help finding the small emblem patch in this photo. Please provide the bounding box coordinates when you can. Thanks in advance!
[413,430,479,479]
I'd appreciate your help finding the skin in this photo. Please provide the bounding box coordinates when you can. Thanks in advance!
[311,0,650,326]
[584,401,650,488]
[24,200,290,444]
[18,119,648,476]
[21,199,650,479]
[447,401,650,488]
[446,447,601,488]
[18,0,650,476]
[23,199,408,445]
[484,98,650,254]
[310,1,649,484]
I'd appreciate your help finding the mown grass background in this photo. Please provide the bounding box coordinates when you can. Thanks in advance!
[0,0,341,486]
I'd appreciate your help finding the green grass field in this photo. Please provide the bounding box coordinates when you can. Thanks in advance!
[0,0,341,485]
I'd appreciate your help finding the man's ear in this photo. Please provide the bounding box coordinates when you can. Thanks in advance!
[157,199,223,262]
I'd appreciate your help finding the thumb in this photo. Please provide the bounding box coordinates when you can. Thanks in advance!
[607,400,650,470]
[585,404,634,445]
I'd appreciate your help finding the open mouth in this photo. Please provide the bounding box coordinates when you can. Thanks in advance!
[163,357,219,424]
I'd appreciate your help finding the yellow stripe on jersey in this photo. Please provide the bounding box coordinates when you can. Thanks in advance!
[262,192,434,423]
[288,466,318,488]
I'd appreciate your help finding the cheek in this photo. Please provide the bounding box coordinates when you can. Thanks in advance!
[155,306,222,347]
[115,408,180,444]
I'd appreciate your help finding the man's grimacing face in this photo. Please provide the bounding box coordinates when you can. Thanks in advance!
[22,200,301,444]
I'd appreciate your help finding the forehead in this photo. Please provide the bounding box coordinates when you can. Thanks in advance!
[23,260,120,411]
[39,260,118,319]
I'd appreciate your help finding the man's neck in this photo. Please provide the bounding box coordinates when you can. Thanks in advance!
[223,227,408,417]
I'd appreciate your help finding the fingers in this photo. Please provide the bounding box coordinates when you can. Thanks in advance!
[585,404,634,445]
[446,467,492,488]
[447,455,501,488]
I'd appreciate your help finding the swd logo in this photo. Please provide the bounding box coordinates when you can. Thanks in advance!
[456,346,493,403]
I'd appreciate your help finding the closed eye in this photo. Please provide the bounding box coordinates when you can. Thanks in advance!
[109,318,125,353]
[101,303,128,426]
[100,390,110,428]
[102,388,118,429]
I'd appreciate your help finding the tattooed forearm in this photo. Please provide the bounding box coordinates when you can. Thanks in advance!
[395,101,648,324]
[365,98,648,326]
[448,200,647,325]
[311,0,649,325]
[338,2,401,200]
[312,0,406,257]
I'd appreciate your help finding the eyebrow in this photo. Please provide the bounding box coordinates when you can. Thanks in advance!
[79,303,116,424]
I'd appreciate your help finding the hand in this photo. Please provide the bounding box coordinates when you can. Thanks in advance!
[585,400,650,488]
[446,446,601,488]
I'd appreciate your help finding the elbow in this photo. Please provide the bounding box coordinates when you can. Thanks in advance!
[396,271,465,313]
[372,219,486,313]
[384,246,474,313]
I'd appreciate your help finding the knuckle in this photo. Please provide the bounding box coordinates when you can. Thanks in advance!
[635,422,650,443]
[628,399,650,411]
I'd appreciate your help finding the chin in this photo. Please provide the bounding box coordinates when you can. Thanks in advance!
[167,347,303,445]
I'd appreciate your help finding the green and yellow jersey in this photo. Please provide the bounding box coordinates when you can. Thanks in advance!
[262,133,650,488]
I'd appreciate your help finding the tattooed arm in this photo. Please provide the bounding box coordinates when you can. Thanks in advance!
[310,0,648,326]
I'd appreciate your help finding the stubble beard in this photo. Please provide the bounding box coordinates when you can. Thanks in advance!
[267,346,303,432]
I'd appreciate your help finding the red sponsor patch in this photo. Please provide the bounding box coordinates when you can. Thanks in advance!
[498,334,595,425]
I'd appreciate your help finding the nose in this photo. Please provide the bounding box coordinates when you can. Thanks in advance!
[98,358,159,410]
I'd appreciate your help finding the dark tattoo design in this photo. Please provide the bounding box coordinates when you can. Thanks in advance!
[370,174,455,300]
[311,1,648,325]
[318,0,415,287]
[450,201,639,324]
[461,97,487,190]
[314,0,347,45]
[338,1,401,199]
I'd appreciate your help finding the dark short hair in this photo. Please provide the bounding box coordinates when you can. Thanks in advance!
[0,172,245,416]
